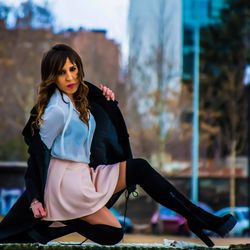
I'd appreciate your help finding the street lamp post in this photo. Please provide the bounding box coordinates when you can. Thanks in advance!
[191,0,200,204]
[244,64,250,230]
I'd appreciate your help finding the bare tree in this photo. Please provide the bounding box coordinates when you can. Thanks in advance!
[128,0,182,168]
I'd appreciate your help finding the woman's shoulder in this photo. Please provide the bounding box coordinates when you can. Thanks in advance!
[44,105,65,121]
[47,88,68,106]
[44,89,69,121]
[84,80,104,102]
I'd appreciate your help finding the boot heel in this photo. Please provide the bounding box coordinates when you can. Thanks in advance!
[194,228,214,247]
[188,222,215,247]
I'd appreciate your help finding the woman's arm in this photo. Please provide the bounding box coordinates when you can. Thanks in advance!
[25,106,65,218]
[39,105,65,149]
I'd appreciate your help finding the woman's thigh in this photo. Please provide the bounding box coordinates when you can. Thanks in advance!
[81,161,127,228]
[82,206,121,228]
[114,161,127,194]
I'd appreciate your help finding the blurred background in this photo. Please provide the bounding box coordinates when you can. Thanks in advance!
[0,0,250,239]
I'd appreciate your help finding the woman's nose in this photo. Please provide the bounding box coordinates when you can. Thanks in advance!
[66,72,73,81]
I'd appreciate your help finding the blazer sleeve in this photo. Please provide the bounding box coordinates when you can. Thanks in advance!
[90,103,124,166]
[85,80,106,103]
[86,80,133,166]
[22,109,51,205]
[24,153,42,204]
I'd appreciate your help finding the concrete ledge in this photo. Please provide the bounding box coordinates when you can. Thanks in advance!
[229,245,250,250]
[0,242,249,250]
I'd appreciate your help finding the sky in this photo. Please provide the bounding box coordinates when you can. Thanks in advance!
[4,0,130,63]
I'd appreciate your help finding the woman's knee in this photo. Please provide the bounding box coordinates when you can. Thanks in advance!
[66,219,124,245]
[95,225,124,245]
[83,207,121,228]
[108,226,124,245]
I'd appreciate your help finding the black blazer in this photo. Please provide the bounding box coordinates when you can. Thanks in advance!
[0,81,133,242]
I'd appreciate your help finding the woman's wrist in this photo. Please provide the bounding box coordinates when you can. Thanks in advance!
[30,199,39,208]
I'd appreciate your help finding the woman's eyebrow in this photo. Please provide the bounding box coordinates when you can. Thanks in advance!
[61,64,76,70]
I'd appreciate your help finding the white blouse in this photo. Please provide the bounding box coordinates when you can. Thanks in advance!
[39,88,96,163]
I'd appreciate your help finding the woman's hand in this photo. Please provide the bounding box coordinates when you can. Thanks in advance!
[100,83,115,101]
[30,199,47,219]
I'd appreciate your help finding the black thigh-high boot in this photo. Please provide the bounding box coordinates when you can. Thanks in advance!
[64,219,124,245]
[126,158,237,247]
[27,222,76,244]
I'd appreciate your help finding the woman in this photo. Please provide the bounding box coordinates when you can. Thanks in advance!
[0,44,236,247]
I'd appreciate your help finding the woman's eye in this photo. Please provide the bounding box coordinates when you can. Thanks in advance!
[58,70,65,76]
[70,67,77,72]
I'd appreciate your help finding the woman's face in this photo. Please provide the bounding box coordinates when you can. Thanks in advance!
[55,57,79,100]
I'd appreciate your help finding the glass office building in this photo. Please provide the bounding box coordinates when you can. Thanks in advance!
[183,0,226,79]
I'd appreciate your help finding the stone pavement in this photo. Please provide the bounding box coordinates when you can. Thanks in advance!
[1,234,249,250]
[0,241,250,250]
[56,233,250,246]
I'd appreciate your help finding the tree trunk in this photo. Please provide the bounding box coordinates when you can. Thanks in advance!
[229,140,237,212]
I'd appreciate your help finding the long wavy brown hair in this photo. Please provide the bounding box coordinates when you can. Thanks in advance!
[32,44,89,131]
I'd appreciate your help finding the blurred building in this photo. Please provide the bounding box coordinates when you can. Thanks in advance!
[0,161,26,216]
[127,0,226,158]
[128,0,182,138]
[71,29,120,92]
[183,0,226,79]
[128,0,226,113]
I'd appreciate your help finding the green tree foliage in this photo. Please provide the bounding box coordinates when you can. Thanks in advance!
[199,0,250,158]
[0,3,11,21]
[15,0,53,29]
[0,0,53,30]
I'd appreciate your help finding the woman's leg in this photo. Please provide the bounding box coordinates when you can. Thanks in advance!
[64,207,123,245]
[114,161,127,193]
[82,161,127,226]
[63,162,127,245]
[70,207,123,245]
[83,207,121,227]
[124,158,237,247]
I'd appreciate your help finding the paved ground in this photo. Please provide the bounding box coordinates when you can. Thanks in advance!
[55,233,250,247]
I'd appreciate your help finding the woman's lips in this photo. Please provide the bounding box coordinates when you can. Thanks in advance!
[67,84,75,89]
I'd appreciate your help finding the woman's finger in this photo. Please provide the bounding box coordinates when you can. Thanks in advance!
[100,84,106,92]
[103,87,109,95]
[33,209,41,218]
[108,91,115,101]
[39,207,47,217]
[111,92,115,101]
[37,204,46,217]
[31,202,46,218]
[99,83,104,90]
[107,88,112,95]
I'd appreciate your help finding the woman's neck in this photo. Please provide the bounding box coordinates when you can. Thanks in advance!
[68,95,73,102]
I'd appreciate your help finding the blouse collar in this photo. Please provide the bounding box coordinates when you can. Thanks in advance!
[55,88,79,114]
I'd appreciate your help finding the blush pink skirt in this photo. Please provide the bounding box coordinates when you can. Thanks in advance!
[43,158,120,221]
